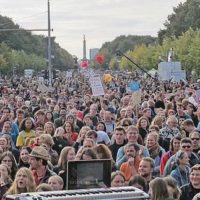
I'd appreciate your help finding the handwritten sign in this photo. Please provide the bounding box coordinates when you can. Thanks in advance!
[89,76,105,96]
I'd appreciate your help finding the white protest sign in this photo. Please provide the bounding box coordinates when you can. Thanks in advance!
[89,75,105,96]
[66,71,73,78]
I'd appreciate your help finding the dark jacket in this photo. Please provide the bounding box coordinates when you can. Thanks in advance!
[180,183,200,200]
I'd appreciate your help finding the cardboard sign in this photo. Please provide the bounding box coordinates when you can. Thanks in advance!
[89,76,105,97]
[129,91,142,108]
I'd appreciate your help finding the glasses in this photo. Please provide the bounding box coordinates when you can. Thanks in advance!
[182,145,191,149]
[191,138,200,141]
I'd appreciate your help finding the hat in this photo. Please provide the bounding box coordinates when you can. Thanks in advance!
[29,146,50,161]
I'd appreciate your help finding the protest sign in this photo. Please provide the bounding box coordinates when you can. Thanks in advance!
[89,75,105,96]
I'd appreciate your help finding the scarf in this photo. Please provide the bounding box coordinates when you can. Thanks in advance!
[147,143,161,159]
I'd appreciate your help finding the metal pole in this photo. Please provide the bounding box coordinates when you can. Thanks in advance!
[48,0,52,86]
[116,50,154,79]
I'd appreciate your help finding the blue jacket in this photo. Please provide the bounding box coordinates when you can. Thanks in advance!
[170,166,190,187]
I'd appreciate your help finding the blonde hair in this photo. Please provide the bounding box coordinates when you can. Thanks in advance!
[7,168,36,195]
[57,147,75,170]
[36,183,52,192]
[39,134,54,147]
[48,175,64,187]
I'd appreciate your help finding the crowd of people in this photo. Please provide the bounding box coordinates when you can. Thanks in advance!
[0,71,199,200]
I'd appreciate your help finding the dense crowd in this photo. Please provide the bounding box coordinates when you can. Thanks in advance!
[0,71,199,200]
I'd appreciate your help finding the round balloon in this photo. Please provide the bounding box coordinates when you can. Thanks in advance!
[95,54,105,65]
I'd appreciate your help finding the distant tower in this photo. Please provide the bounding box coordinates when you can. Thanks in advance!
[83,35,86,60]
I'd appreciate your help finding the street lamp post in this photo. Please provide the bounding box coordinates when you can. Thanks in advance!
[47,0,52,86]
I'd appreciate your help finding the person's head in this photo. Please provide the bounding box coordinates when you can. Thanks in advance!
[180,138,193,156]
[54,127,65,138]
[83,114,93,126]
[149,177,169,200]
[129,175,147,192]
[78,148,98,160]
[124,143,140,159]
[63,122,74,133]
[189,164,200,189]
[83,138,96,148]
[44,122,55,136]
[111,171,125,187]
[137,117,149,129]
[166,116,178,128]
[120,108,126,119]
[104,111,112,122]
[16,97,24,108]
[120,118,133,129]
[96,121,106,132]
[151,116,163,128]
[59,108,66,118]
[93,144,113,159]
[48,175,64,191]
[31,96,38,105]
[58,147,75,170]
[146,132,159,148]
[125,106,134,118]
[126,125,139,143]
[45,111,54,122]
[2,107,11,120]
[174,150,189,166]
[36,183,52,192]
[2,121,11,134]
[85,130,97,142]
[0,151,17,172]
[114,126,126,145]
[79,126,91,140]
[138,157,154,179]
[189,130,200,150]
[66,114,75,124]
[182,119,195,133]
[0,163,12,184]
[34,110,46,122]
[89,104,98,116]
[16,109,25,121]
[7,167,36,194]
[19,147,31,164]
[143,108,151,118]
[38,134,54,151]
[29,146,49,170]
[170,135,181,153]
[163,176,181,200]
[176,102,184,114]
[20,117,34,131]
[122,96,130,107]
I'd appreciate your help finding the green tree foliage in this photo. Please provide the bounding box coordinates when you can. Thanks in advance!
[120,29,200,74]
[158,0,200,43]
[0,15,73,73]
[99,35,156,69]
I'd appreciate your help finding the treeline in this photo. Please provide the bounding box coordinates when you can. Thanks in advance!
[99,35,156,69]
[99,0,200,74]
[116,28,200,76]
[0,15,74,74]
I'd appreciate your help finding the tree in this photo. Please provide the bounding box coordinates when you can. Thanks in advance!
[158,0,200,43]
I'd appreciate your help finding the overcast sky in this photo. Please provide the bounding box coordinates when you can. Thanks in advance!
[0,0,186,58]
